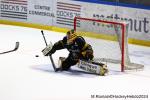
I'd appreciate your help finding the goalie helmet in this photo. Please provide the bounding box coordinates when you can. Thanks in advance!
[66,29,77,44]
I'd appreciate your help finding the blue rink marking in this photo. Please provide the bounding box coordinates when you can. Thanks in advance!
[73,0,150,10]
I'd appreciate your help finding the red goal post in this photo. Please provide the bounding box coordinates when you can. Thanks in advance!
[74,16,144,72]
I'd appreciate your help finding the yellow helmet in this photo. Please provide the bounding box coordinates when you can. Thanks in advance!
[67,29,77,44]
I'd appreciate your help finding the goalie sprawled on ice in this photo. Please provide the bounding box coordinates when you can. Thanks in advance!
[42,29,108,76]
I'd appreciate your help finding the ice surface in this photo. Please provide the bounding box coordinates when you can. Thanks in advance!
[0,24,150,100]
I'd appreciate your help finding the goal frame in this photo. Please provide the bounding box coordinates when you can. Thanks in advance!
[74,16,127,72]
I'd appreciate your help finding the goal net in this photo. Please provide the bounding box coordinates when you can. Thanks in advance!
[74,17,144,72]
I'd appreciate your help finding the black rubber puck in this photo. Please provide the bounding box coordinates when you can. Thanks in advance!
[35,55,39,57]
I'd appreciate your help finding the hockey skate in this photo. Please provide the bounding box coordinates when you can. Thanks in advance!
[91,61,108,75]
[99,64,108,76]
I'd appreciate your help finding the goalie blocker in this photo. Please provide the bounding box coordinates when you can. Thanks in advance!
[42,42,53,56]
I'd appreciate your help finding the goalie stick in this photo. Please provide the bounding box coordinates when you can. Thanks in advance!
[0,42,19,54]
[41,30,57,72]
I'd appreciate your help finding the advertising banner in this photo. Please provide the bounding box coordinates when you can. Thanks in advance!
[53,0,81,29]
[27,0,55,25]
[0,0,28,22]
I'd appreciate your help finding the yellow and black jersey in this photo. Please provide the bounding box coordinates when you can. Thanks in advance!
[50,36,93,60]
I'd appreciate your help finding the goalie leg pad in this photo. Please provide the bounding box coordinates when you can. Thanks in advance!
[58,57,66,68]
[78,60,108,76]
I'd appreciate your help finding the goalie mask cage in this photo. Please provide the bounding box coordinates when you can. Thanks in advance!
[74,17,144,72]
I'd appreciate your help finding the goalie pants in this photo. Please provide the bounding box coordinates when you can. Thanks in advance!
[61,50,93,71]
